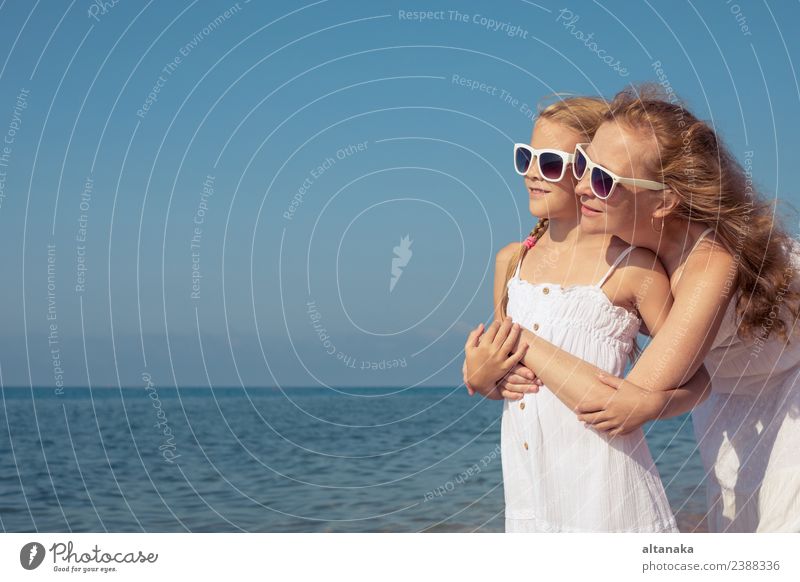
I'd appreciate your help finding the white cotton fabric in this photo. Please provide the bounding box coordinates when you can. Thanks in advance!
[502,246,678,533]
[692,231,800,532]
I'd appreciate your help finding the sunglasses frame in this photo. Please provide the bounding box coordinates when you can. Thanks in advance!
[513,143,575,182]
[572,143,668,199]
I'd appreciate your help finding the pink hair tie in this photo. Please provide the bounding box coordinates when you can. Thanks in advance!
[523,236,537,249]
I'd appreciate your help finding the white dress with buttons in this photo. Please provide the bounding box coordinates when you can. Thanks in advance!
[501,245,678,533]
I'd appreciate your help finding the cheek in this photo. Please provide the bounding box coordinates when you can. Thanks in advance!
[603,194,633,216]
[549,187,580,209]
[555,174,577,194]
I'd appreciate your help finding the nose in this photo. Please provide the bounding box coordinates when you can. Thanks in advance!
[525,155,542,181]
[574,168,593,198]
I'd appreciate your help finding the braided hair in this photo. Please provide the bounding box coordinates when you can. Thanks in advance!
[499,218,549,320]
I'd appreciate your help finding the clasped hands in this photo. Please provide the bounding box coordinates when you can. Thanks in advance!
[462,317,657,436]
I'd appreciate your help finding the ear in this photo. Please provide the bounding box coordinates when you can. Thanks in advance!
[651,187,680,219]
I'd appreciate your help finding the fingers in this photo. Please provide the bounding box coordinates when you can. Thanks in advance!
[500,322,521,354]
[585,420,618,433]
[596,371,624,389]
[501,389,524,400]
[577,411,606,425]
[465,323,485,350]
[503,372,539,390]
[483,319,502,344]
[574,401,604,415]
[498,372,539,394]
[492,317,513,348]
[499,377,536,394]
[504,372,531,385]
[510,363,535,380]
[504,341,528,370]
[513,365,543,386]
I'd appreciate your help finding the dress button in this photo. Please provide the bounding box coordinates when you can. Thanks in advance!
[542,287,549,294]
[533,323,539,331]
[523,441,529,450]
[520,401,525,410]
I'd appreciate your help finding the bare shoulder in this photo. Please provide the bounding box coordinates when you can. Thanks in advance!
[496,241,520,269]
[601,244,671,312]
[679,231,736,289]
[613,246,672,309]
[689,230,734,265]
[619,246,669,281]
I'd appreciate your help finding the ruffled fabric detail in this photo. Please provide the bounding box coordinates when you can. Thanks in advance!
[507,278,640,356]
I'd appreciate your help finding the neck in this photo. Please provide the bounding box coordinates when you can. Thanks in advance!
[543,214,581,244]
[633,217,695,275]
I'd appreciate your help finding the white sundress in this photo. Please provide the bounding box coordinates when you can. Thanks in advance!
[689,228,800,532]
[502,244,678,533]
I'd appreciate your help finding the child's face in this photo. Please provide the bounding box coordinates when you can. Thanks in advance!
[524,118,583,221]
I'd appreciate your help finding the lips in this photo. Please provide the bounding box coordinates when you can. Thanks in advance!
[580,203,602,216]
[528,185,550,197]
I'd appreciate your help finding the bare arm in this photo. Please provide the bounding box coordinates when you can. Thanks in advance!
[510,246,672,411]
[580,364,712,433]
[623,244,734,390]
[463,242,520,400]
[512,324,712,428]
[510,245,726,429]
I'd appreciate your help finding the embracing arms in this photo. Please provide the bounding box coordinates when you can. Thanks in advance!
[462,238,731,433]
[462,242,526,400]
[504,243,733,433]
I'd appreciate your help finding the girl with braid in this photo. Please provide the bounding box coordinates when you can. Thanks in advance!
[469,86,800,532]
[463,96,709,532]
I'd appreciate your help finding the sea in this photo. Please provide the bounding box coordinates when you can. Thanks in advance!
[0,387,708,532]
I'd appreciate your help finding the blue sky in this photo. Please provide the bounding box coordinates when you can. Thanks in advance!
[0,0,798,388]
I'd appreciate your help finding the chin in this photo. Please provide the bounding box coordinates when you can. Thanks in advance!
[528,200,549,218]
[578,217,609,234]
[531,198,575,216]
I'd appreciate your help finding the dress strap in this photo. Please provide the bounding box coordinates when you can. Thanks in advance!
[595,245,636,289]
[690,227,715,254]
[673,227,715,287]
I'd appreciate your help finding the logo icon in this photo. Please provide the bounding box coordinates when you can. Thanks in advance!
[390,235,413,292]
[20,542,45,570]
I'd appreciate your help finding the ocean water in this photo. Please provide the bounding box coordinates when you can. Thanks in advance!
[0,387,707,532]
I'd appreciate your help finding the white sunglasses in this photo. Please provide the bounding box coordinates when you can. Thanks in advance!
[573,143,668,199]
[513,143,575,182]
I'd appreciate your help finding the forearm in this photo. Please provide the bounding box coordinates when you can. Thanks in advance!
[648,365,712,420]
[519,328,615,410]
[519,328,711,424]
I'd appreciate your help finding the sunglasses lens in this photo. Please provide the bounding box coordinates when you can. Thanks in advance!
[514,146,532,174]
[574,149,587,179]
[591,167,615,198]
[538,152,564,180]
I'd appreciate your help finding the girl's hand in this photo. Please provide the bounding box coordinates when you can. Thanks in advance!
[464,318,528,395]
[498,364,542,400]
[576,373,661,436]
[462,327,503,400]
[462,359,476,396]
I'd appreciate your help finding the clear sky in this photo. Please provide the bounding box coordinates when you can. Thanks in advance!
[0,0,798,388]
